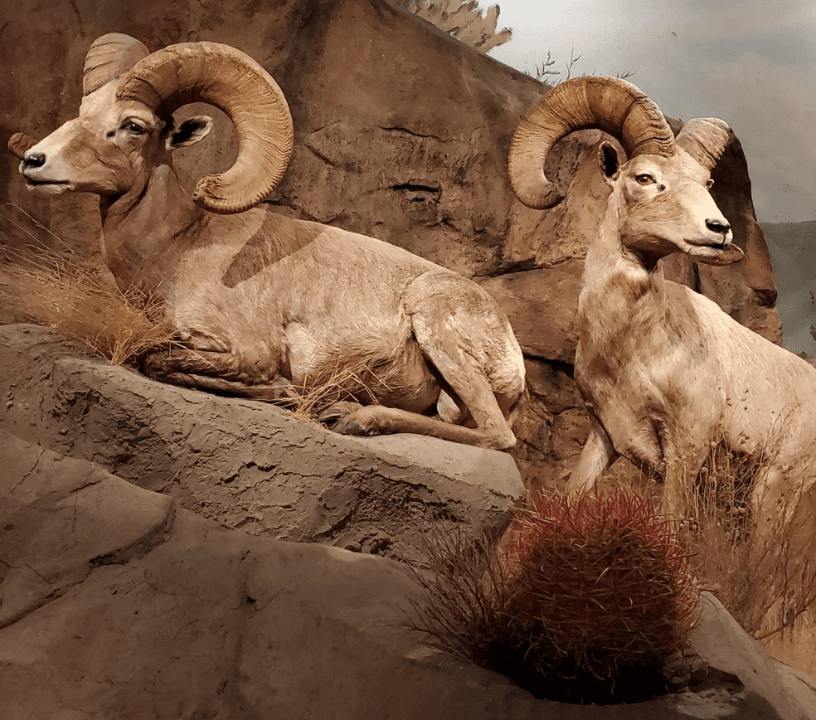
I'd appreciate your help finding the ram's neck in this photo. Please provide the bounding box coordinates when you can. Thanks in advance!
[577,188,664,356]
[99,163,208,295]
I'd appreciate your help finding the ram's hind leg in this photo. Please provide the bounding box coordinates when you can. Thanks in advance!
[142,347,300,405]
[415,334,518,449]
[328,327,519,450]
[325,374,516,449]
[406,280,523,449]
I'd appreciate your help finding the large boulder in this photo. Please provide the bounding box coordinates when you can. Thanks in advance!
[0,324,523,564]
[3,428,816,719]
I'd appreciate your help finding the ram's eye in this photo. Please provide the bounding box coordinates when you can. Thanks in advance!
[635,174,655,186]
[706,178,715,189]
[121,121,146,135]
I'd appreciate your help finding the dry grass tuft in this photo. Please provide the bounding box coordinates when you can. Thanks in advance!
[679,435,816,640]
[0,252,176,366]
[407,487,698,704]
[287,358,399,424]
[1,203,177,366]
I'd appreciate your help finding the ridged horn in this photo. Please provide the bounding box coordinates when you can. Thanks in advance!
[83,33,150,96]
[675,118,731,171]
[116,41,293,215]
[508,76,675,209]
[8,132,37,159]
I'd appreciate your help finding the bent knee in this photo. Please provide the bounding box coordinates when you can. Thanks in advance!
[485,424,516,451]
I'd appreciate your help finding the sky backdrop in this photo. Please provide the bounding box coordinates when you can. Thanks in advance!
[487,0,816,225]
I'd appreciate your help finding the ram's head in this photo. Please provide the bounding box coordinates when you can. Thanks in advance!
[508,76,744,267]
[9,33,293,214]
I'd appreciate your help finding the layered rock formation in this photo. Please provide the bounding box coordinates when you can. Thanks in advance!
[3,412,816,718]
[0,325,524,564]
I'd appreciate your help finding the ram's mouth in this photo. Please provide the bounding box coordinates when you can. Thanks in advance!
[685,240,744,265]
[24,174,71,185]
[25,178,68,186]
[24,178,72,195]
[685,235,732,249]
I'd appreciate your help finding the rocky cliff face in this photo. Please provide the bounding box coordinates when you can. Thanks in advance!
[3,332,816,719]
[761,220,816,356]
[1,2,812,711]
[0,0,781,486]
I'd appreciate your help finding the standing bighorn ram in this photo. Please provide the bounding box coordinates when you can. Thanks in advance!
[9,33,525,450]
[509,76,816,528]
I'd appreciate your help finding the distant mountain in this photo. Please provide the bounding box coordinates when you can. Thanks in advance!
[761,220,816,356]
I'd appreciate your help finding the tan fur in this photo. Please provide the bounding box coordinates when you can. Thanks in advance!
[564,146,816,531]
[13,39,525,450]
[508,78,815,535]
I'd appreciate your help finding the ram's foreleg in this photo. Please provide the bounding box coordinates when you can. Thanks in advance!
[660,435,713,526]
[142,347,300,405]
[747,464,806,548]
[564,415,618,495]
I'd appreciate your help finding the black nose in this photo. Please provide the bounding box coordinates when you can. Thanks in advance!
[706,218,731,235]
[22,152,46,169]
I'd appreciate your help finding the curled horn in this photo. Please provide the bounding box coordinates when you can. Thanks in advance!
[675,118,731,171]
[83,33,150,96]
[8,35,149,163]
[8,132,37,159]
[508,76,675,209]
[116,41,293,215]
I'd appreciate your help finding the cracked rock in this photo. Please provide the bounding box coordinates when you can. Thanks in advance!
[2,431,816,719]
[0,325,523,564]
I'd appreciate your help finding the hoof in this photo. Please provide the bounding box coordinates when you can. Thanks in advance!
[327,406,383,437]
[318,401,363,425]
[332,418,371,436]
[266,378,301,404]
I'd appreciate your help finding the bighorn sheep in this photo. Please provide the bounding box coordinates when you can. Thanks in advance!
[508,76,816,526]
[9,33,525,450]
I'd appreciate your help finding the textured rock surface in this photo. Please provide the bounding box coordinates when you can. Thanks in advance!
[0,4,810,710]
[0,324,523,564]
[692,594,816,719]
[3,428,816,719]
[761,220,816,356]
[0,0,783,489]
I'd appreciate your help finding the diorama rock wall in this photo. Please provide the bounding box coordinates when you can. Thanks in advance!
[0,0,781,487]
[0,325,525,565]
[3,3,815,713]
[5,426,816,718]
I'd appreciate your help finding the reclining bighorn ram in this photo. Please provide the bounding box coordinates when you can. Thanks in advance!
[9,33,525,450]
[508,76,816,527]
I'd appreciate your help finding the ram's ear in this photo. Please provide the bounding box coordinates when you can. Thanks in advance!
[598,141,621,186]
[167,116,212,149]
